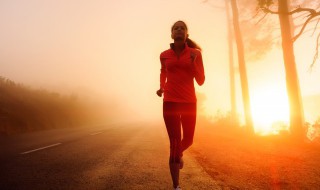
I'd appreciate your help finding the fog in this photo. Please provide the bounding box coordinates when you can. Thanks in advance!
[1,0,320,127]
[0,0,228,125]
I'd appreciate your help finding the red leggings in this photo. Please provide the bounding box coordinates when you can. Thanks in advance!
[163,102,197,163]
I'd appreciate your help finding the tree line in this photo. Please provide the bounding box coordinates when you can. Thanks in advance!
[0,76,110,135]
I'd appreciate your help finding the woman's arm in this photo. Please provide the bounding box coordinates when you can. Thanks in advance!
[160,57,167,90]
[157,57,166,97]
[191,51,205,86]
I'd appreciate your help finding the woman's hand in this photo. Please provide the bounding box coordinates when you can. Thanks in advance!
[156,88,163,97]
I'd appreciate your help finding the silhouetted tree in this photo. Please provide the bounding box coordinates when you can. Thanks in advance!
[230,0,254,134]
[257,0,320,138]
[204,0,274,132]
[225,0,237,125]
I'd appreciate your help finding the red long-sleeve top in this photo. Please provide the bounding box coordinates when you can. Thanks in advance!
[160,43,205,103]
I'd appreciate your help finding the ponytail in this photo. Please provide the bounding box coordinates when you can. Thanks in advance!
[186,38,202,51]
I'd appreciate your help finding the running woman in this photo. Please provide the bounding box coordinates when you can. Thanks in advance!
[156,20,205,190]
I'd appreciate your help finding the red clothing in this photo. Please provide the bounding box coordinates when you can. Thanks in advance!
[160,43,205,103]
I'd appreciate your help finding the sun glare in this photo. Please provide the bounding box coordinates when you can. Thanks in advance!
[251,87,290,135]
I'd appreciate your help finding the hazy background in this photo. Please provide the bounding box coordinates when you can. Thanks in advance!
[1,0,320,131]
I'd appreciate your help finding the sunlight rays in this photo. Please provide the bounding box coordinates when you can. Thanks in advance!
[251,87,290,135]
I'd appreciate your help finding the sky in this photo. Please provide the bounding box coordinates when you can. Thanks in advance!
[1,0,320,133]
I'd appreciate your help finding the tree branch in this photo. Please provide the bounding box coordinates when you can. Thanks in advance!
[311,18,320,36]
[310,32,320,69]
[289,7,317,15]
[261,7,278,14]
[255,10,269,25]
[293,13,320,42]
[261,7,317,15]
[261,6,320,42]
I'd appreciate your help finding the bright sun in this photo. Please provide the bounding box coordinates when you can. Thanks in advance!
[250,87,290,135]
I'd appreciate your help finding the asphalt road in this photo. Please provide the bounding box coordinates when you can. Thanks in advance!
[0,123,219,190]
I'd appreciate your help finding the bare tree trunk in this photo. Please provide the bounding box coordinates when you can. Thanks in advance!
[225,0,237,125]
[230,0,253,133]
[278,0,305,138]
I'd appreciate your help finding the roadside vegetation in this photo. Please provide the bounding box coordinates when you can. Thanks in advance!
[0,76,111,135]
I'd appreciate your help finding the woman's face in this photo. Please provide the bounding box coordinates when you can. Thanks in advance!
[171,21,188,41]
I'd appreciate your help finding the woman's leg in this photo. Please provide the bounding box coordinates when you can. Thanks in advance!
[180,103,197,155]
[163,102,182,188]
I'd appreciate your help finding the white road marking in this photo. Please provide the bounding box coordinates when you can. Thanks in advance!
[20,143,62,155]
[90,132,103,136]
